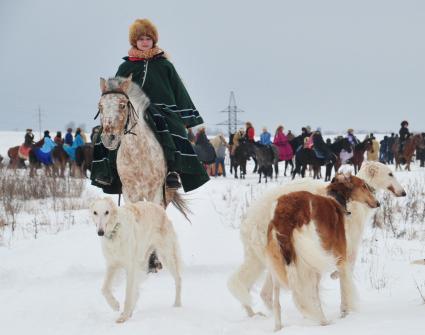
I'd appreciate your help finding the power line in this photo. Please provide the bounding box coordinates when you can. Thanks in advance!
[216,91,245,136]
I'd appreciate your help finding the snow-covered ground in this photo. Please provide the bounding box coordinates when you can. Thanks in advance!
[1,131,424,335]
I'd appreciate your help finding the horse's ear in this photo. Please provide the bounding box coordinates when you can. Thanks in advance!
[119,74,133,93]
[100,78,107,93]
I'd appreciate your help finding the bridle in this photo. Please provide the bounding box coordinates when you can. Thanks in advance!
[94,90,139,136]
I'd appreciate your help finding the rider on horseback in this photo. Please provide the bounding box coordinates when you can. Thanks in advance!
[260,127,272,145]
[91,18,209,193]
[24,129,34,147]
[312,128,333,163]
[399,120,410,153]
[346,128,360,146]
[245,122,255,143]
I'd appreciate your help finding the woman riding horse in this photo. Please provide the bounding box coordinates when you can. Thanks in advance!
[91,19,209,194]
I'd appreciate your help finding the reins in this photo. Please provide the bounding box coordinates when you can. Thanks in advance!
[94,90,139,136]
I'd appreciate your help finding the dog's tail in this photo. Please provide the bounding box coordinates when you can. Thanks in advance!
[165,188,192,223]
[411,259,425,265]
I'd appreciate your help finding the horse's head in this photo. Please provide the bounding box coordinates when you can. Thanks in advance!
[337,137,352,153]
[412,134,425,150]
[97,75,149,150]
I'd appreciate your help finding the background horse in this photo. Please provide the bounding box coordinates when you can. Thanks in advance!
[325,137,352,181]
[351,138,373,174]
[232,139,253,179]
[8,138,44,169]
[75,143,94,178]
[252,143,279,183]
[392,133,425,171]
[51,144,70,177]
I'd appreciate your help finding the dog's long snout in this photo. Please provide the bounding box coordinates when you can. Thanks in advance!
[97,229,104,236]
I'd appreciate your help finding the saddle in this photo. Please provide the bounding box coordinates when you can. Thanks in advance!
[34,148,53,165]
[313,148,326,160]
[18,144,31,160]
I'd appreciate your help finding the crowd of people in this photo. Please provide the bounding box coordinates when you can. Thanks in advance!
[20,127,92,164]
[188,119,423,178]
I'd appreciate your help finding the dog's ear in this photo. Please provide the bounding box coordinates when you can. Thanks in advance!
[366,163,379,179]
[104,197,116,209]
[88,199,97,213]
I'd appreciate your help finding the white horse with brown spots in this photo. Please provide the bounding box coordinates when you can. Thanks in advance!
[98,75,186,213]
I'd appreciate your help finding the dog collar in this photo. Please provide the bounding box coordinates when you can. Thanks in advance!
[104,222,121,240]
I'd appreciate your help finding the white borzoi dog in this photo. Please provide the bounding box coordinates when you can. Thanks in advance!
[90,197,182,323]
[228,161,406,318]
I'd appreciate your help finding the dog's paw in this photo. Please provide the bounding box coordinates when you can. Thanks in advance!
[173,301,182,307]
[109,299,120,312]
[116,313,130,323]
[320,319,331,326]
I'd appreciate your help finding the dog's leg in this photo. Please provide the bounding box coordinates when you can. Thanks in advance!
[116,265,139,323]
[272,278,282,332]
[102,265,120,312]
[156,232,182,307]
[228,248,266,317]
[312,273,329,326]
[260,272,273,310]
[338,262,356,317]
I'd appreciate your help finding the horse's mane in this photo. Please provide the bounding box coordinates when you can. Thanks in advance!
[106,77,150,116]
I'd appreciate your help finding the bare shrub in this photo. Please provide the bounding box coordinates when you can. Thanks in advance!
[0,167,86,239]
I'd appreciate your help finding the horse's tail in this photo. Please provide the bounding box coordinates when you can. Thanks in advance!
[165,188,192,223]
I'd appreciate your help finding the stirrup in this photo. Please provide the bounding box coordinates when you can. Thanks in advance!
[166,171,182,190]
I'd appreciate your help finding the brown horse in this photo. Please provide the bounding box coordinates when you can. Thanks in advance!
[8,139,44,170]
[51,144,70,177]
[392,134,425,171]
[351,138,373,174]
[75,143,94,178]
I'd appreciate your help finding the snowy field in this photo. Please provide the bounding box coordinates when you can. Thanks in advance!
[1,131,425,335]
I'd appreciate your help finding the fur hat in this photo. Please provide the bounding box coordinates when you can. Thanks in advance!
[129,19,159,47]
[347,128,354,133]
[401,120,409,127]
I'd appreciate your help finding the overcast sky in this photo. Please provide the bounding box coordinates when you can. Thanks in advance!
[1,0,424,135]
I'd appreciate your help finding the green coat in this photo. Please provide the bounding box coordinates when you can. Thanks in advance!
[91,53,209,193]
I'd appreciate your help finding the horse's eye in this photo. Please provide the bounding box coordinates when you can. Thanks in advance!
[105,211,109,215]
[93,211,97,215]
[119,103,126,109]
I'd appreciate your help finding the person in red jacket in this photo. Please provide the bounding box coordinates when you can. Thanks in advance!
[245,122,255,143]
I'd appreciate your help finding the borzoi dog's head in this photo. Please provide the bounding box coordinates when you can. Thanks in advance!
[89,197,117,237]
[358,161,406,197]
[328,173,380,209]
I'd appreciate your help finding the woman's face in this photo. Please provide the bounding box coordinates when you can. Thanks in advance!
[136,36,154,51]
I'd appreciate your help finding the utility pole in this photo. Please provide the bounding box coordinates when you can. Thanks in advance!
[217,91,245,137]
[38,106,42,140]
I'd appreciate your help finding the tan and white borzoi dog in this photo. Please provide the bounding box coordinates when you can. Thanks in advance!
[90,197,182,323]
[266,175,379,331]
[228,162,406,320]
